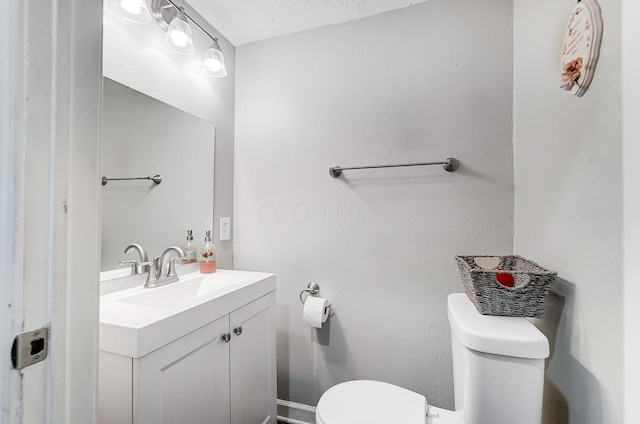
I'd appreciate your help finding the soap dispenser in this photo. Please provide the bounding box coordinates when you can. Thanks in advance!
[181,230,197,264]
[198,230,216,274]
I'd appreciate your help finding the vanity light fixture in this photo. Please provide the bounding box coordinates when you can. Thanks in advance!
[110,0,229,78]
[154,0,228,77]
[108,0,152,23]
[161,8,195,54]
[200,38,227,78]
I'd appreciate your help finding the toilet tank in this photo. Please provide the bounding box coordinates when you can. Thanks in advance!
[447,294,549,424]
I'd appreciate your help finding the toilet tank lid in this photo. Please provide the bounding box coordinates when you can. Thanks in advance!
[447,294,549,359]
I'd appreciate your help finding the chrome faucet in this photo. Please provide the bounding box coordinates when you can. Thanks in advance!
[142,246,185,288]
[122,243,149,275]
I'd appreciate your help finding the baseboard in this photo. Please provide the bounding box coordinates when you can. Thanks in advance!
[276,399,316,424]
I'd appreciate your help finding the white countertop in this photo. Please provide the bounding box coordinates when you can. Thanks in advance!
[100,268,276,358]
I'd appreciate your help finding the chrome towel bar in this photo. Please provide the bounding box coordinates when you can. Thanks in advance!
[329,157,459,178]
[101,174,162,186]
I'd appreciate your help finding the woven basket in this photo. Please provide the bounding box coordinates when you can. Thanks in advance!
[454,255,557,318]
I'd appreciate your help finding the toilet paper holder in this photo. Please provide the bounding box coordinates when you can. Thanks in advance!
[299,282,326,305]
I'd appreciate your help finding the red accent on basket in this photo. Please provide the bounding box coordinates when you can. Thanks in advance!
[496,271,515,287]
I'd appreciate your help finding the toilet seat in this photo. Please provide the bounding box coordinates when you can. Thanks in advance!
[315,380,427,424]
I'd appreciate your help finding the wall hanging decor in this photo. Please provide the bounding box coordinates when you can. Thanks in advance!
[560,0,603,97]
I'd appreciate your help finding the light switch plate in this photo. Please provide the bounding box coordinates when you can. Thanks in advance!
[220,217,231,241]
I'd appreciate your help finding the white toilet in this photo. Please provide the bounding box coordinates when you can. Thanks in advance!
[315,293,549,424]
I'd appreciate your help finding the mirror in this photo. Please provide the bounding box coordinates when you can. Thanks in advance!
[101,78,215,272]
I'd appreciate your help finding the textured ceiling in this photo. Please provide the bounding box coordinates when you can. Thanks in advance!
[186,0,431,46]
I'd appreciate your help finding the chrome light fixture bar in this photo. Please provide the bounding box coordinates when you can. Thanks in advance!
[151,0,228,77]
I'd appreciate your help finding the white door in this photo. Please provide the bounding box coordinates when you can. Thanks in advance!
[0,1,102,423]
[134,316,231,424]
[229,292,277,424]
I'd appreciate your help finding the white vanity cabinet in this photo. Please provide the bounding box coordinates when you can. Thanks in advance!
[135,313,232,424]
[229,292,277,424]
[99,270,276,424]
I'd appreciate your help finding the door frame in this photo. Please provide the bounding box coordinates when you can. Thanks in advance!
[1,0,103,422]
[0,0,23,421]
[623,0,640,421]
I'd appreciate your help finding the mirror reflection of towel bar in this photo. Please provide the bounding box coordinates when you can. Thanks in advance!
[101,174,162,186]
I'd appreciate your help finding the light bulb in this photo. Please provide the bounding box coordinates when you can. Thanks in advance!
[108,0,151,23]
[170,30,188,48]
[161,10,195,54]
[200,39,228,78]
[204,58,222,72]
[120,0,142,15]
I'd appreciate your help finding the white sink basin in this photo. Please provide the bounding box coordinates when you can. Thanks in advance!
[117,272,250,309]
[100,269,276,358]
[99,262,199,295]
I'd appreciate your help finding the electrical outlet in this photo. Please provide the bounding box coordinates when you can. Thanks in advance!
[220,217,231,241]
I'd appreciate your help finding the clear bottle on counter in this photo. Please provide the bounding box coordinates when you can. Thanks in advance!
[181,229,197,264]
[198,230,216,274]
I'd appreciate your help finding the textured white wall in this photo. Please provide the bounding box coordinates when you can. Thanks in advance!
[103,5,235,267]
[513,1,622,423]
[235,0,513,408]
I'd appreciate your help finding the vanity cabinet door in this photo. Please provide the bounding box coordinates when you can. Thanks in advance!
[134,315,231,424]
[229,292,277,424]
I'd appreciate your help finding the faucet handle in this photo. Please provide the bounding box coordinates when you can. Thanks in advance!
[153,255,163,277]
[167,257,183,278]
[119,260,139,276]
[138,261,153,275]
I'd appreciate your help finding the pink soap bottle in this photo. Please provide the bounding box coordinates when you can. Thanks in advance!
[198,230,216,274]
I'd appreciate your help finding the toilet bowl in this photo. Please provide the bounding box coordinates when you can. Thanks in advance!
[315,293,549,424]
[315,380,463,424]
